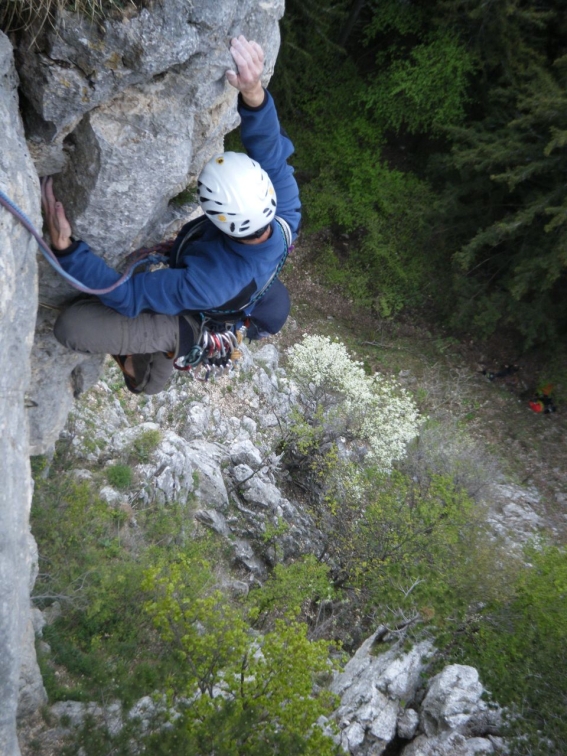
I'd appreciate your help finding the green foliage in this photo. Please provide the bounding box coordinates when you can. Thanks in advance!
[299,460,516,641]
[363,32,474,135]
[30,443,199,706]
[273,0,567,346]
[106,464,133,490]
[131,428,161,462]
[143,554,339,755]
[275,31,441,315]
[419,0,567,345]
[171,184,198,207]
[249,555,336,624]
[33,436,339,754]
[456,545,567,755]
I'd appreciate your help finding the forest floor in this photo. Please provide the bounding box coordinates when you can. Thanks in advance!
[276,233,567,544]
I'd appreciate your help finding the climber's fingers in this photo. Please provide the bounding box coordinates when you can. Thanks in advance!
[40,176,73,250]
[40,176,55,217]
[227,35,264,91]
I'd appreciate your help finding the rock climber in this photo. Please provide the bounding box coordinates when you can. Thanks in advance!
[41,35,300,395]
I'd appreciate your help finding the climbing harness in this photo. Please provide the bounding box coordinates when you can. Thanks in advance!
[172,214,293,316]
[0,188,169,295]
[171,216,293,379]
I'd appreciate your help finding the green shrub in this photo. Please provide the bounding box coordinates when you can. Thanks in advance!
[143,553,339,755]
[301,462,517,642]
[456,545,567,755]
[106,464,133,490]
[362,32,474,135]
[249,555,337,626]
[131,428,161,463]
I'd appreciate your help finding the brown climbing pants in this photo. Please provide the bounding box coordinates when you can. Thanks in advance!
[54,298,180,395]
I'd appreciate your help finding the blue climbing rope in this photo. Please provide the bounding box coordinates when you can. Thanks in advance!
[0,187,167,295]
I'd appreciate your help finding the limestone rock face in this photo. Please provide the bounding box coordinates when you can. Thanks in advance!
[1,4,285,751]
[0,31,46,756]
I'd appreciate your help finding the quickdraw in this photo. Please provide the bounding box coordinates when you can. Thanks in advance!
[174,323,245,381]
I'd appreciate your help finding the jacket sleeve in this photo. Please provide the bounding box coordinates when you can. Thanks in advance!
[238,91,301,239]
[54,240,218,317]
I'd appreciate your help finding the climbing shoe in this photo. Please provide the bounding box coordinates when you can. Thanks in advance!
[111,354,142,394]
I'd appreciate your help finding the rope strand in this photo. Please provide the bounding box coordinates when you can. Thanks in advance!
[0,188,168,295]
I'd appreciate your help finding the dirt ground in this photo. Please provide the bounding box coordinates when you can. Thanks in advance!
[277,235,567,543]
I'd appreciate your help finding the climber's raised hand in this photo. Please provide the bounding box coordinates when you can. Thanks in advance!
[226,35,265,108]
[41,176,73,251]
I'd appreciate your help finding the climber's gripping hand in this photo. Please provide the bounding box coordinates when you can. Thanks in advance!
[226,35,265,108]
[41,176,73,252]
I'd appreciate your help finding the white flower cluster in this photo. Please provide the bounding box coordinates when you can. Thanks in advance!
[287,335,421,470]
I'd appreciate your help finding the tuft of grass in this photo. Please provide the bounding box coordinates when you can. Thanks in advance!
[1,0,143,39]
[131,429,161,463]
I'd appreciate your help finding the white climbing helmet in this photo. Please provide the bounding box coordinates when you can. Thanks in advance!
[198,151,277,238]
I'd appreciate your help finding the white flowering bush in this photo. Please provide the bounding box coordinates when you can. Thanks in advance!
[287,335,421,471]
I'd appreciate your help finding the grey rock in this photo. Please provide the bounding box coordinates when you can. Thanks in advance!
[50,700,122,736]
[341,721,366,752]
[421,665,485,737]
[331,631,434,755]
[18,0,283,453]
[253,344,279,373]
[0,30,43,756]
[376,641,434,701]
[221,579,249,597]
[240,416,258,438]
[398,709,420,740]
[195,508,231,537]
[230,438,263,467]
[184,402,211,439]
[486,484,544,548]
[30,607,45,637]
[51,700,96,729]
[233,463,254,482]
[99,486,123,506]
[233,538,267,578]
[17,615,47,718]
[28,310,104,455]
[241,476,282,510]
[187,440,229,511]
[42,602,62,626]
[402,732,494,756]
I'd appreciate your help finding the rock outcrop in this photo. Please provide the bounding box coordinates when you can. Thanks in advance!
[0,31,46,756]
[326,627,502,756]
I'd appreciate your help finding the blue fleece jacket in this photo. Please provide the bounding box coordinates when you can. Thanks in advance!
[56,91,300,317]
